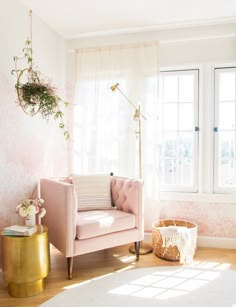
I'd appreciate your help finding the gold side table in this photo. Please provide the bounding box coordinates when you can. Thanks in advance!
[1,225,50,297]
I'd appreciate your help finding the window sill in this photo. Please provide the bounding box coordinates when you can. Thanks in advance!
[160,192,236,203]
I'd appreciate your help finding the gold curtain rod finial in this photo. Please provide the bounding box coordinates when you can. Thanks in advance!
[110,83,119,91]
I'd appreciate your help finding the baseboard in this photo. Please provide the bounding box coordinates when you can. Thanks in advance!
[197,236,236,249]
[144,233,236,249]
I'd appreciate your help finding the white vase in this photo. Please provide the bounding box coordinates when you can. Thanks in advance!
[25,215,36,227]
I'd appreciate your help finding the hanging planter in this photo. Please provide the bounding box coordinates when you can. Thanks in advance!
[11,11,70,140]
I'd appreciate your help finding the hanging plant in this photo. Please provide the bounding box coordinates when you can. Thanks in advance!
[11,11,70,140]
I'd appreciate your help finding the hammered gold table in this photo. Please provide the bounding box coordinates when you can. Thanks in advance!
[1,225,50,297]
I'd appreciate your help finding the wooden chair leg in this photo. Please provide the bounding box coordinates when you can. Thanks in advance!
[67,257,73,280]
[134,241,140,260]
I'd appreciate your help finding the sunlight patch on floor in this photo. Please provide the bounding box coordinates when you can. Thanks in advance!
[63,266,134,290]
[116,265,135,273]
[63,260,231,297]
[119,255,137,263]
[93,272,114,280]
[108,261,225,301]
[64,279,91,290]
[190,261,231,270]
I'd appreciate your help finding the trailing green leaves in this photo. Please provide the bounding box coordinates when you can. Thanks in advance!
[12,39,70,140]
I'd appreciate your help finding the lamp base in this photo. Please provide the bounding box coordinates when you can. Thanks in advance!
[129,242,153,255]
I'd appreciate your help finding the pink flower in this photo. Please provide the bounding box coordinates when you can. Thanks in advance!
[16,198,46,219]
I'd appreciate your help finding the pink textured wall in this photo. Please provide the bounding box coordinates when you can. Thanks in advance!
[0,3,69,270]
[160,200,236,238]
[0,74,68,230]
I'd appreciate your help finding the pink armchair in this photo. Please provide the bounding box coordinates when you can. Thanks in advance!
[40,176,144,279]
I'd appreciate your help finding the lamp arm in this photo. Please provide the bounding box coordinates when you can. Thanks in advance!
[116,87,137,111]
[112,84,147,120]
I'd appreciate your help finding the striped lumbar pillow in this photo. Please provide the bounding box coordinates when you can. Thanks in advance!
[71,174,112,211]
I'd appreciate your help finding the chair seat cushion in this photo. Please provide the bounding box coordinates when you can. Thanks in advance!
[76,209,136,240]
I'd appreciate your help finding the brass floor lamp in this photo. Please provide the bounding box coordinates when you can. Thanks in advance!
[110,83,153,255]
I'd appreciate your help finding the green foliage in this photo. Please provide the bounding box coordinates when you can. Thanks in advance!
[12,39,70,140]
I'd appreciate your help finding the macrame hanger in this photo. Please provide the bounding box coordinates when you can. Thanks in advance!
[15,9,41,116]
[29,9,33,70]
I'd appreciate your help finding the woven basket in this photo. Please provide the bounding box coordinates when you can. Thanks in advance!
[152,219,197,261]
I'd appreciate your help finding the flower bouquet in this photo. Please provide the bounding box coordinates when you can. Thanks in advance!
[16,198,46,226]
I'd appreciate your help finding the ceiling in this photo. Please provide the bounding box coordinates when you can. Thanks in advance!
[19,0,236,38]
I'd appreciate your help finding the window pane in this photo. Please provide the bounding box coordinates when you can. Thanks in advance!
[163,104,178,130]
[161,132,178,158]
[160,133,178,184]
[179,133,194,185]
[163,75,178,102]
[179,74,194,102]
[160,158,177,185]
[160,133,194,186]
[219,72,236,101]
[218,159,236,187]
[219,132,235,159]
[219,102,235,130]
[218,132,236,187]
[179,103,193,130]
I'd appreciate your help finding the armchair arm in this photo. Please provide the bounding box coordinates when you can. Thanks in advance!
[111,176,144,236]
[40,178,77,257]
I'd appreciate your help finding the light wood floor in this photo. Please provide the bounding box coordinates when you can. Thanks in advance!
[1,244,236,307]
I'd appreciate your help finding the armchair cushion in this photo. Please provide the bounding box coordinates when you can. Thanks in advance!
[71,174,112,211]
[76,209,135,239]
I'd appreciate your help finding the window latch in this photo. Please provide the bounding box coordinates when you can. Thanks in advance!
[214,127,218,132]
[195,127,199,131]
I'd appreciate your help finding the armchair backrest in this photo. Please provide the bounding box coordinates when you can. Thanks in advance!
[111,176,143,230]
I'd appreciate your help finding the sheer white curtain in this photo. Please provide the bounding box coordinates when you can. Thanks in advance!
[72,42,160,231]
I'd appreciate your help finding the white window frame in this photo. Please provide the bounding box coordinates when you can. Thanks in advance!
[159,69,199,193]
[214,66,236,193]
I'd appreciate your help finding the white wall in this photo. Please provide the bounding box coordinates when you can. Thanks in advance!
[0,1,68,232]
[67,22,236,242]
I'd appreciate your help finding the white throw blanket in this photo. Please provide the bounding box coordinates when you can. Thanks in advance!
[160,225,197,264]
